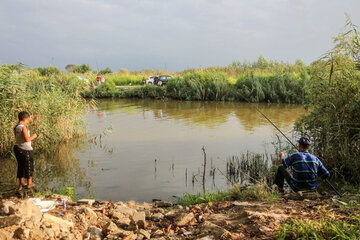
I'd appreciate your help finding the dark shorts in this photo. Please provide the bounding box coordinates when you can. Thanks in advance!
[13,145,34,179]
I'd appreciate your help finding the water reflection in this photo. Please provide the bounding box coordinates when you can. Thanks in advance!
[0,140,93,197]
[97,99,304,131]
[1,99,306,202]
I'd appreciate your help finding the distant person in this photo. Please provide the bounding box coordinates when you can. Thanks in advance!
[142,77,146,86]
[273,137,330,193]
[97,76,101,85]
[13,111,37,189]
[101,77,105,84]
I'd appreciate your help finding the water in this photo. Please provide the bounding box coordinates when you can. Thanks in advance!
[0,99,305,202]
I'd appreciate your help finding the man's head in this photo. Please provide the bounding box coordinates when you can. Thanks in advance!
[18,111,31,124]
[297,136,311,150]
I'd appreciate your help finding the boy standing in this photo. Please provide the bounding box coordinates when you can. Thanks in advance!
[13,111,37,189]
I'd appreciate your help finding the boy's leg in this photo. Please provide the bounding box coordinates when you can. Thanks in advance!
[14,146,26,186]
[25,151,35,188]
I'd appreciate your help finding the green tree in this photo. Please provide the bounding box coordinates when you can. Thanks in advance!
[74,64,92,73]
[65,64,76,73]
[99,67,112,74]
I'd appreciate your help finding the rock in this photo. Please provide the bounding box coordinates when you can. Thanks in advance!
[164,211,176,219]
[0,230,12,240]
[132,211,146,228]
[112,211,126,219]
[152,213,164,221]
[259,225,272,232]
[349,200,358,204]
[152,229,164,237]
[200,222,231,239]
[13,227,30,240]
[175,212,194,226]
[103,221,120,235]
[176,205,183,210]
[79,206,98,222]
[114,206,137,217]
[197,236,214,240]
[138,229,151,239]
[42,213,74,228]
[153,201,173,208]
[151,208,165,214]
[78,199,95,206]
[116,217,132,228]
[0,201,15,215]
[88,226,103,238]
[0,215,23,228]
[10,201,42,223]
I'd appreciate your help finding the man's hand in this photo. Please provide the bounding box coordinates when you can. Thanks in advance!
[31,133,37,139]
[279,152,285,160]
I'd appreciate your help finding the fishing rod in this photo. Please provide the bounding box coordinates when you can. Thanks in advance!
[239,93,341,197]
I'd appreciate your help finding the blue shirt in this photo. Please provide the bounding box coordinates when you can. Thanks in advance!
[282,150,330,191]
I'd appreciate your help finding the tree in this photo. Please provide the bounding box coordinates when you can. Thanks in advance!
[99,67,112,74]
[256,56,269,69]
[65,64,76,73]
[73,64,92,73]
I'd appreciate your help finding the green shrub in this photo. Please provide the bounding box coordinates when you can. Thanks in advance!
[99,67,112,75]
[166,71,235,101]
[107,75,144,86]
[120,85,165,99]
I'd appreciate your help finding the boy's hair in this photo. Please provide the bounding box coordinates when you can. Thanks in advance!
[18,111,30,121]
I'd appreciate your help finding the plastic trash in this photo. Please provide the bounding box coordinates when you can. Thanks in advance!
[25,198,57,212]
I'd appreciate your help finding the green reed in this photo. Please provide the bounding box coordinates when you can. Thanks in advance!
[0,65,87,156]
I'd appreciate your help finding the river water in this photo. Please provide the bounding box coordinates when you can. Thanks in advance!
[1,99,305,202]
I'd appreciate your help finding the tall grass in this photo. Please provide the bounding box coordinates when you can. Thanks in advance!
[0,65,87,156]
[277,213,360,239]
[121,70,308,103]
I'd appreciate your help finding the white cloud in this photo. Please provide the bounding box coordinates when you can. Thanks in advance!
[0,0,359,70]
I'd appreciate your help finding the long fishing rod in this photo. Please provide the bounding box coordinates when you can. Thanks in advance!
[239,93,341,197]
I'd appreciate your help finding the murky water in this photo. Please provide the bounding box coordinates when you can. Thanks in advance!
[0,99,305,202]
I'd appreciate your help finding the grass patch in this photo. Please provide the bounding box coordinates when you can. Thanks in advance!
[33,186,77,201]
[174,183,280,206]
[277,214,360,240]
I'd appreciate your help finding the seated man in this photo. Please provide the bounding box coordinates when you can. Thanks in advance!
[274,137,330,192]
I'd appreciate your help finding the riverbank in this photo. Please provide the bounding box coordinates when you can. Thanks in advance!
[1,185,359,240]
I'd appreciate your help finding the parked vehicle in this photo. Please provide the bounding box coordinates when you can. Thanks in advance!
[146,76,156,85]
[154,75,173,86]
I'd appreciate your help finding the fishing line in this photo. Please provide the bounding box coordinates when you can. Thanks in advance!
[238,93,341,197]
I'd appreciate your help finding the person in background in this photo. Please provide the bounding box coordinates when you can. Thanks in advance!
[142,77,146,86]
[101,76,105,84]
[13,111,37,189]
[97,75,101,85]
[273,137,330,193]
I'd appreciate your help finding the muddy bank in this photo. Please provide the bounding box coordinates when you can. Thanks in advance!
[1,191,359,240]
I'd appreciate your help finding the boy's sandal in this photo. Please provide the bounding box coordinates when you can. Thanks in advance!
[26,184,35,189]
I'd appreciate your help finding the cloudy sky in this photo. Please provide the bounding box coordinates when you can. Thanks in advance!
[0,0,359,71]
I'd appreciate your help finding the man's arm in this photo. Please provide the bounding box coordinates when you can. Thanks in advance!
[279,152,291,168]
[317,160,330,179]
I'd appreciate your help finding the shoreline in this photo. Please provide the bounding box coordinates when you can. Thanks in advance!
[1,186,359,239]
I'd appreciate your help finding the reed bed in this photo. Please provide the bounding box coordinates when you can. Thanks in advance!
[0,65,87,156]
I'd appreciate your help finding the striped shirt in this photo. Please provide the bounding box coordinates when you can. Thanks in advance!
[282,150,330,191]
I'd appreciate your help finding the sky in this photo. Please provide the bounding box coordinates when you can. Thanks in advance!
[0,0,359,71]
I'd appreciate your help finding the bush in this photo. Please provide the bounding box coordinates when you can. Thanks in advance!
[107,75,143,86]
[235,72,308,103]
[84,79,118,98]
[37,66,62,76]
[166,71,235,101]
[120,85,165,99]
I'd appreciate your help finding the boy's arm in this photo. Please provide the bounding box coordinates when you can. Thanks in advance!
[22,126,37,142]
